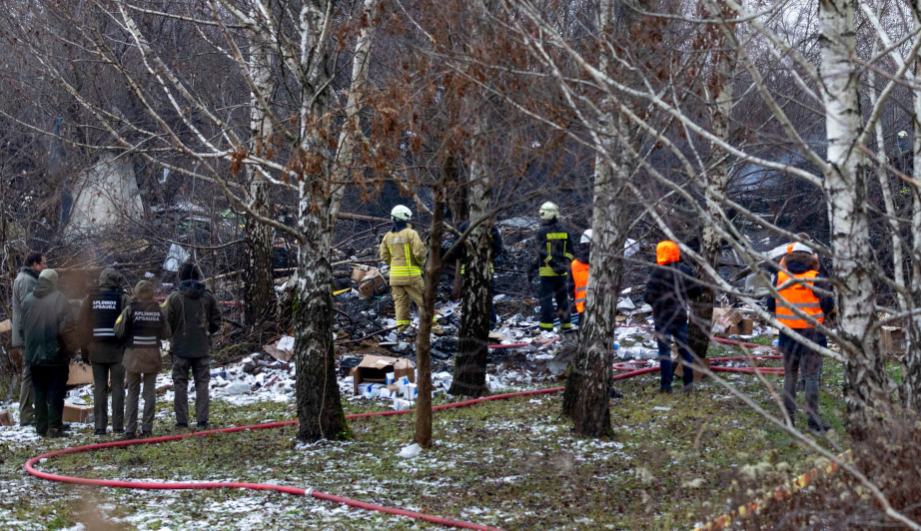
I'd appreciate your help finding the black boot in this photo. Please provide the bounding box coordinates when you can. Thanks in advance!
[609,387,623,399]
[808,419,831,433]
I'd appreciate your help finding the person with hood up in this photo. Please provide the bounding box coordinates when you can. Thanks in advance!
[164,262,222,429]
[20,269,74,438]
[77,267,132,436]
[643,241,702,393]
[115,280,171,439]
[380,205,443,335]
[766,242,834,432]
[12,251,47,427]
[528,202,576,334]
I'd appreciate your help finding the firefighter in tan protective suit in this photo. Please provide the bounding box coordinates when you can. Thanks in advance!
[380,205,443,335]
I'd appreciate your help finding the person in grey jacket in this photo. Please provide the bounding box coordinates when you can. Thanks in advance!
[20,269,74,438]
[164,263,221,429]
[12,252,47,426]
[115,280,171,439]
[77,268,132,436]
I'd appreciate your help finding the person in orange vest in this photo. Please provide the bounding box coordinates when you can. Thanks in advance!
[776,234,827,392]
[643,241,701,393]
[570,230,592,316]
[767,242,834,432]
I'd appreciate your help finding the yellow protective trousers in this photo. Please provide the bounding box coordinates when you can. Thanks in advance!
[393,276,425,326]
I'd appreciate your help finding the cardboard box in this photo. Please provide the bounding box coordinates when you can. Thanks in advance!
[67,361,94,386]
[263,335,295,362]
[403,383,418,400]
[62,404,93,423]
[350,355,415,395]
[358,268,388,299]
[0,319,11,334]
[0,410,12,426]
[712,308,745,338]
[738,318,754,336]
[881,326,906,355]
[351,267,368,283]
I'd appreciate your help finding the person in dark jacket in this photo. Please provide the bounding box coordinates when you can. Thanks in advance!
[77,268,132,436]
[644,241,702,393]
[20,269,74,438]
[12,251,47,427]
[115,280,171,439]
[444,219,503,325]
[766,242,834,432]
[164,263,222,428]
[528,202,576,334]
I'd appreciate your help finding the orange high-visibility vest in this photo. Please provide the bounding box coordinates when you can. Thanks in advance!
[775,270,824,329]
[571,259,590,314]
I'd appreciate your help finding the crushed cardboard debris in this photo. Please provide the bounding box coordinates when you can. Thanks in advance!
[67,361,94,386]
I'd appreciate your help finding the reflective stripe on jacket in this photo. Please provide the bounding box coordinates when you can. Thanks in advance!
[571,258,589,313]
[775,270,824,329]
[540,232,573,277]
[380,226,426,286]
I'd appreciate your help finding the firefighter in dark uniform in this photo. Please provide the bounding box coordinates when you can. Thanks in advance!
[528,202,576,334]
[77,268,132,436]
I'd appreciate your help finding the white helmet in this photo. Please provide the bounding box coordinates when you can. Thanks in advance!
[790,242,813,254]
[539,201,560,220]
[898,130,909,138]
[580,229,593,244]
[391,205,412,221]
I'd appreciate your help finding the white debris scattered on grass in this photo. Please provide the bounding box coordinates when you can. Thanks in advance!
[398,443,422,458]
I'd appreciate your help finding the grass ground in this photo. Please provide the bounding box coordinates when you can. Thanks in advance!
[0,348,849,531]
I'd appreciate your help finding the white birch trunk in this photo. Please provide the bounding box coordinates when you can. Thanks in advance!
[243,25,277,330]
[561,0,621,437]
[818,0,889,438]
[293,0,377,441]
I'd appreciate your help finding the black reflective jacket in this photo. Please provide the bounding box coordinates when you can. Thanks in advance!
[532,219,575,277]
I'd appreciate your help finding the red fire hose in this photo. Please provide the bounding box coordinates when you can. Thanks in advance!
[26,337,781,531]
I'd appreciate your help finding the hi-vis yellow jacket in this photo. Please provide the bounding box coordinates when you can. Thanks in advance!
[380,226,427,286]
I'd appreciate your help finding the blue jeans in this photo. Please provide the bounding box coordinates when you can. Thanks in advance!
[656,323,694,389]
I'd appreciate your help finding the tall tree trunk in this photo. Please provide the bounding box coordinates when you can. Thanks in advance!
[294,202,350,441]
[906,185,921,411]
[563,157,626,437]
[243,30,276,334]
[450,146,493,398]
[903,43,921,409]
[688,6,735,369]
[293,0,369,443]
[868,43,916,409]
[415,185,446,448]
[818,0,889,439]
[243,179,275,330]
[561,0,626,438]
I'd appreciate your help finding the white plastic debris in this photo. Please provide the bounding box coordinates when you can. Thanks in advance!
[399,443,422,458]
[624,238,640,258]
[223,382,252,396]
[652,406,671,412]
[163,243,190,272]
[616,298,636,311]
[277,336,295,351]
